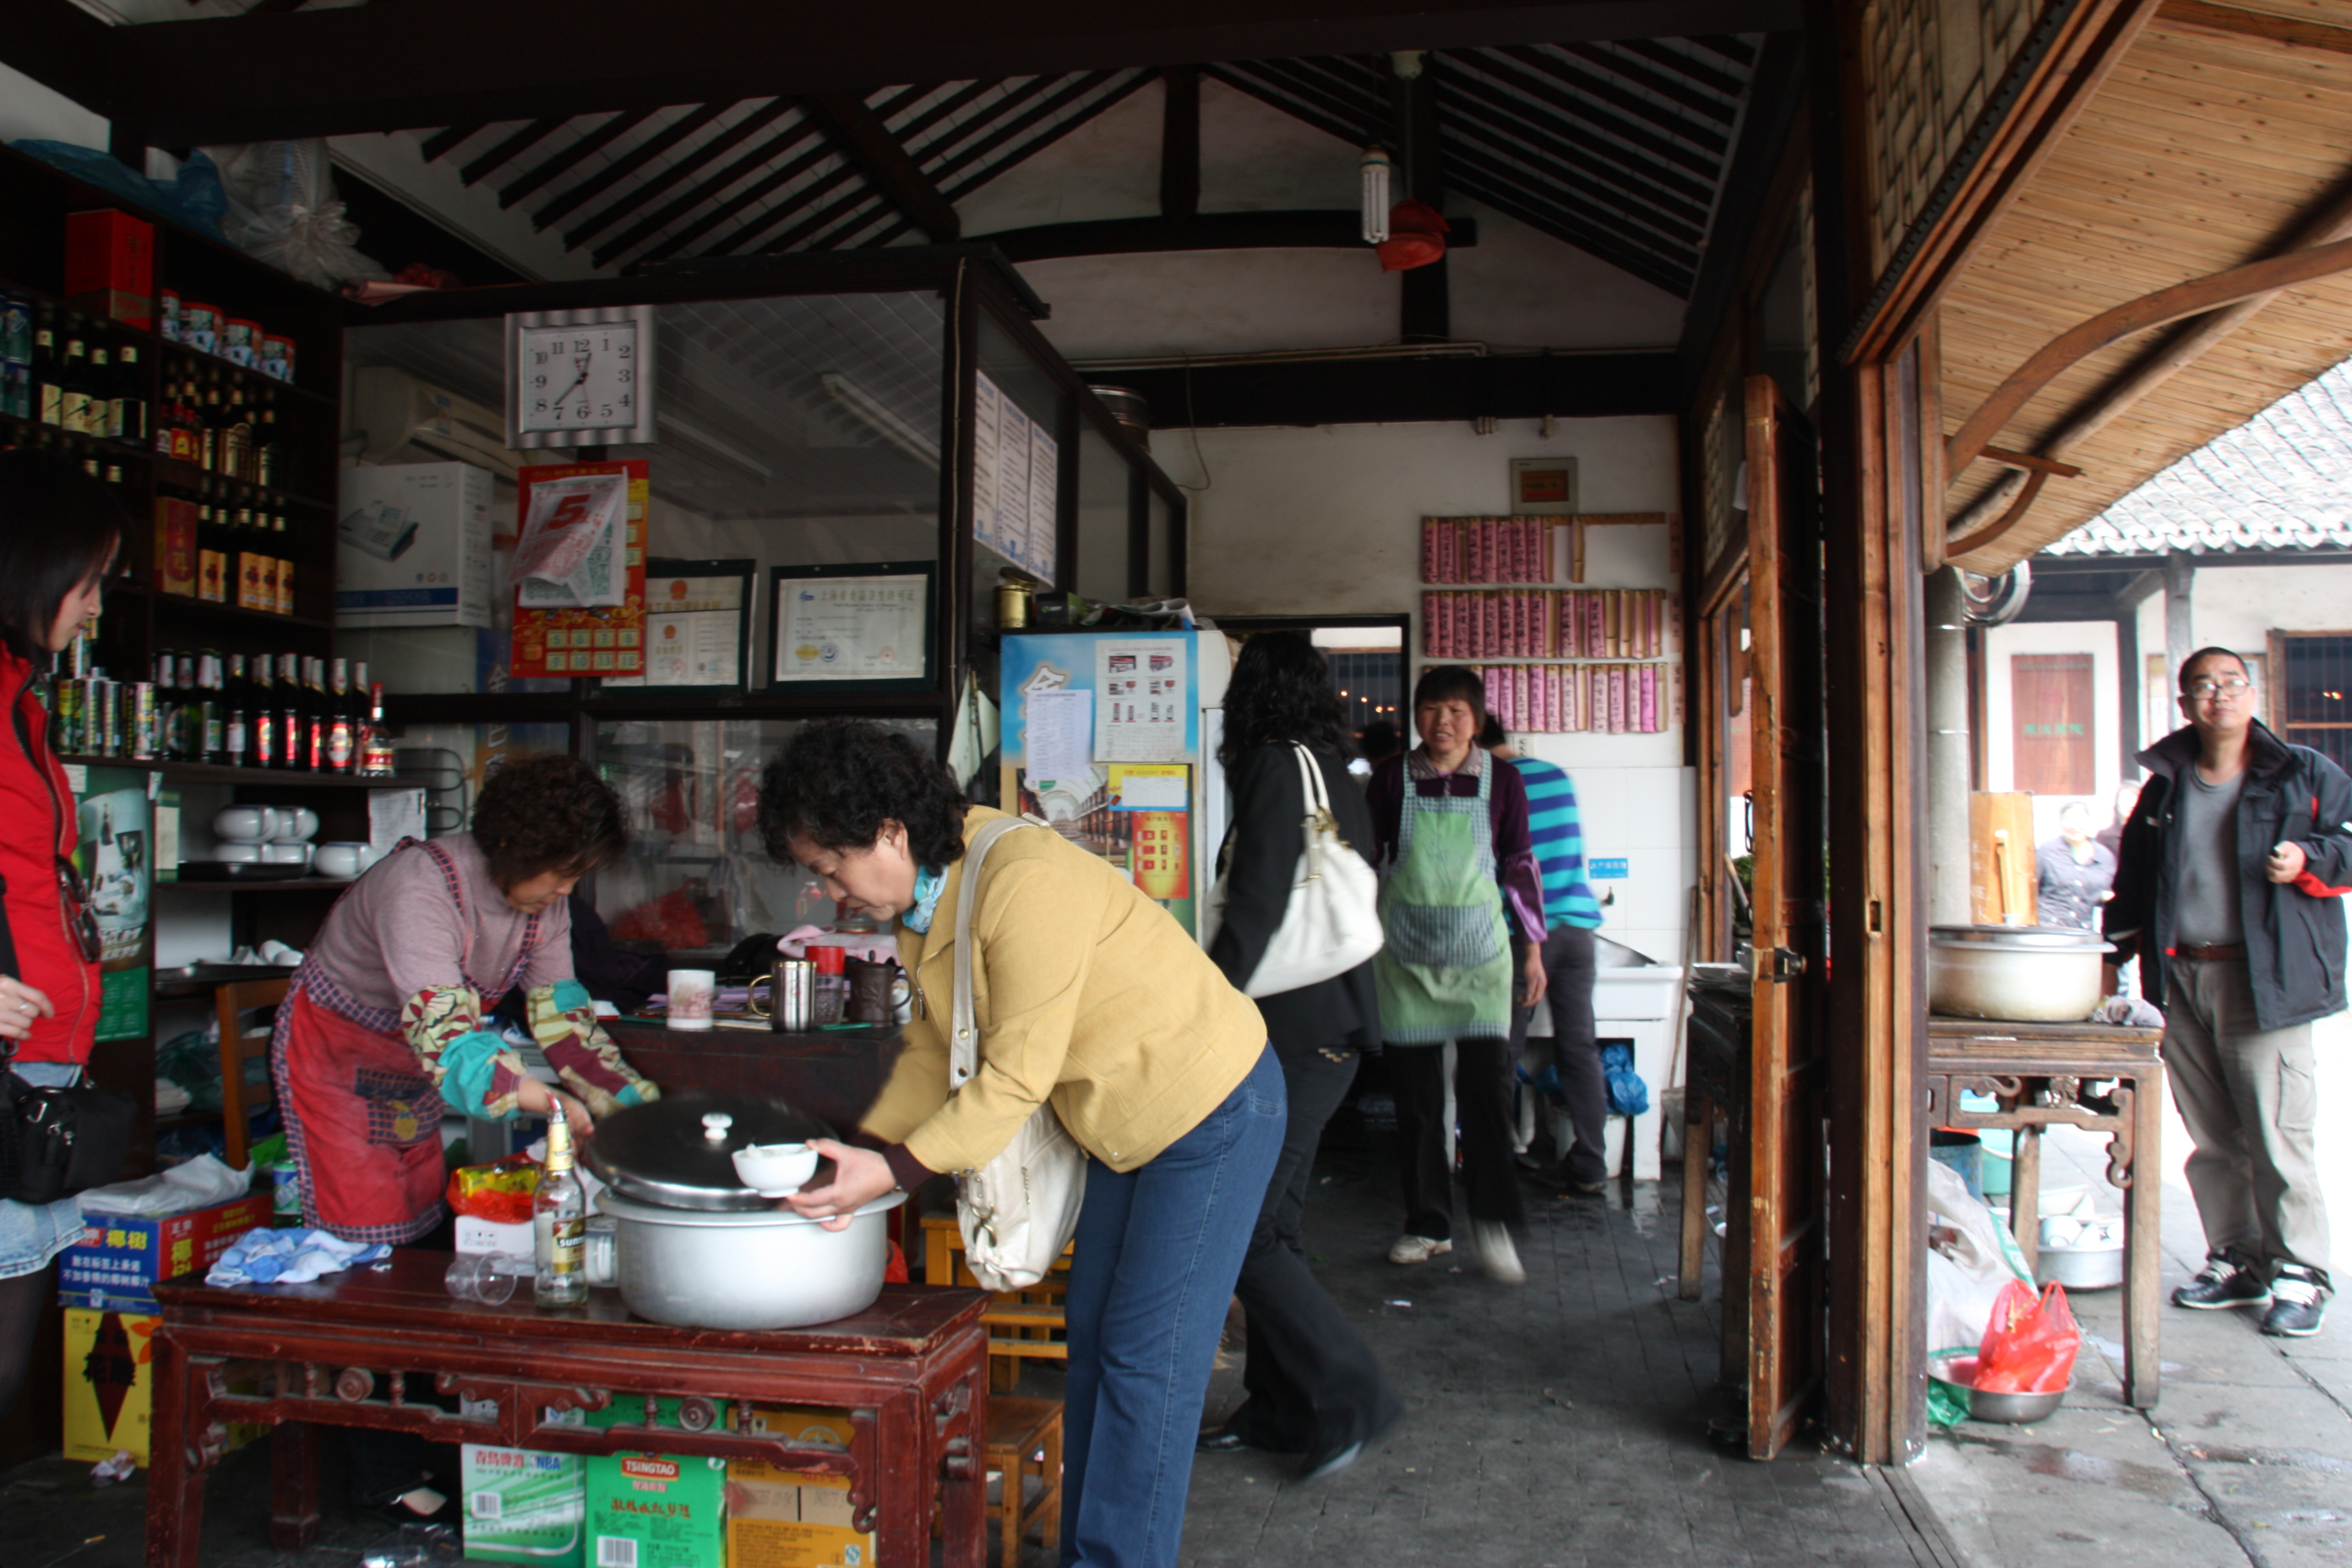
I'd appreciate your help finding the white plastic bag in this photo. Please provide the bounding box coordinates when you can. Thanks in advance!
[1923,1159,2036,1354]
[204,139,389,290]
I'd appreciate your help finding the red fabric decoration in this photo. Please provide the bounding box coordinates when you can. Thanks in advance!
[611,885,710,949]
[1377,199,1451,271]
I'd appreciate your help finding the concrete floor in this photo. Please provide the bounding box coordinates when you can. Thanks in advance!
[6,1032,2348,1568]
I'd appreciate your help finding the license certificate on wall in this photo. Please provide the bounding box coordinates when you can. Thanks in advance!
[770,562,935,690]
[604,559,753,690]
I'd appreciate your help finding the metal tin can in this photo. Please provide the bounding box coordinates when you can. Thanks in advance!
[996,581,1032,628]
[52,677,81,755]
[221,318,260,368]
[126,682,157,759]
[158,287,181,342]
[771,959,815,1032]
[180,301,221,356]
[90,678,116,756]
[258,333,295,383]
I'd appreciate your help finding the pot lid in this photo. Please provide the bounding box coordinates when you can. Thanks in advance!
[1929,924,2114,951]
[581,1090,836,1212]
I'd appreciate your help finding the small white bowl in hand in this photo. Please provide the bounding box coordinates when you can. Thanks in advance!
[731,1142,819,1197]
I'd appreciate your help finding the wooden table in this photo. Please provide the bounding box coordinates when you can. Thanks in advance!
[144,1255,990,1568]
[1925,1016,2166,1408]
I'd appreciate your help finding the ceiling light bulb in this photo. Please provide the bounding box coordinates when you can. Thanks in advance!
[1360,148,1393,246]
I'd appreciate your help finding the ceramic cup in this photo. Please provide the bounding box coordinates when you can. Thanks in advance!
[213,842,263,864]
[212,805,277,843]
[730,1141,819,1197]
[667,968,717,1030]
[313,842,369,879]
[271,806,319,843]
[262,842,312,867]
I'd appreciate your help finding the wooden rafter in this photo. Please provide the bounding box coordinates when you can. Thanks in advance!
[968,209,1477,260]
[1160,64,1200,222]
[459,117,565,187]
[534,102,728,230]
[932,70,1139,200]
[417,123,486,164]
[2158,0,2352,56]
[1501,41,1730,153]
[1431,70,1709,241]
[1559,40,1740,124]
[803,92,962,243]
[575,99,805,255]
[1485,43,1721,176]
[499,108,655,208]
[1449,48,1718,198]
[1625,35,1750,94]
[617,118,840,264]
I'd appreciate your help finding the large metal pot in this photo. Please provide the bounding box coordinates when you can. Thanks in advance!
[580,1090,902,1331]
[1928,924,2114,1022]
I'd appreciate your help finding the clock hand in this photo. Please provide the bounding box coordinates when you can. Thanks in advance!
[552,351,593,407]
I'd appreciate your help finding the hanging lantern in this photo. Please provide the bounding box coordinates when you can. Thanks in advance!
[1360,148,1393,244]
[1377,198,1451,271]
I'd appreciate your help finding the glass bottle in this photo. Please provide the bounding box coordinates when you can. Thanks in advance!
[360,678,396,777]
[533,1100,587,1308]
[113,343,145,447]
[326,657,355,773]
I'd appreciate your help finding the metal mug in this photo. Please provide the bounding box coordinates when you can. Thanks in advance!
[750,959,815,1032]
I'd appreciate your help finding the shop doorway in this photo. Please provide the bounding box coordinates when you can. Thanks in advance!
[1212,615,1409,753]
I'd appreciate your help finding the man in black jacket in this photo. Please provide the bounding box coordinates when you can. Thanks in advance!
[2105,647,2348,1337]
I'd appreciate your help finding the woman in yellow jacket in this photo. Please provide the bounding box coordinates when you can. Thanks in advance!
[764,719,1281,1568]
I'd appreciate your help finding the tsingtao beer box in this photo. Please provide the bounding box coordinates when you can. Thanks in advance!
[585,1451,727,1568]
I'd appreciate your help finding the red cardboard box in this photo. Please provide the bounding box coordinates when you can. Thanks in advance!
[57,1191,272,1313]
[153,498,196,596]
[65,210,155,330]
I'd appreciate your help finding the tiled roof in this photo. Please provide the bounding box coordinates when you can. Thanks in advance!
[2048,354,2352,556]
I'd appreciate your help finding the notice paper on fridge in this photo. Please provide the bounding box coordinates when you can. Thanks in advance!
[1108,764,1188,811]
[1023,688,1093,785]
[1095,638,1187,761]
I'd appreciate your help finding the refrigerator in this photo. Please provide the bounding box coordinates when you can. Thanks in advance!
[998,629,1232,939]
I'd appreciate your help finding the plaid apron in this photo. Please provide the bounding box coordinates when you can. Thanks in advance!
[1375,753,1511,1043]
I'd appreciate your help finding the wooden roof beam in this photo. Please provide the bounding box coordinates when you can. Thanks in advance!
[1161,65,1201,221]
[803,92,962,243]
[968,209,1478,261]
[2158,0,2352,56]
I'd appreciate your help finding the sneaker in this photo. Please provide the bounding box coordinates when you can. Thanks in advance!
[2171,1253,2271,1310]
[1388,1234,1453,1265]
[2260,1266,2329,1337]
[1473,1221,1526,1284]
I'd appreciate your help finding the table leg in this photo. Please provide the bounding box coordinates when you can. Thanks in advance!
[141,1333,202,1568]
[1679,1089,1709,1301]
[2010,1121,2043,1281]
[938,1354,989,1568]
[270,1420,323,1550]
[2124,1066,2164,1408]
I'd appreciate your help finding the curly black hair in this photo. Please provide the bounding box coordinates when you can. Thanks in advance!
[1217,631,1354,769]
[471,753,628,889]
[758,718,969,869]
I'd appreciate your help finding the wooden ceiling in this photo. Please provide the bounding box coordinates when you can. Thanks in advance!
[1940,0,2352,572]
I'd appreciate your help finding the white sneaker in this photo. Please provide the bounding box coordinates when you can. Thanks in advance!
[1473,1221,1526,1284]
[1388,1234,1453,1265]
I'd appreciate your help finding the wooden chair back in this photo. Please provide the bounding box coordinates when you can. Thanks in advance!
[215,976,291,1170]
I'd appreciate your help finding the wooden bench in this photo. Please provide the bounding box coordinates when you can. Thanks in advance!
[985,1396,1063,1565]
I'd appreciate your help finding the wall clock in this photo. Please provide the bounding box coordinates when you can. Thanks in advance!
[504,305,657,448]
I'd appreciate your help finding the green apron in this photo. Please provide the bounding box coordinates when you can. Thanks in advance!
[1375,753,1511,1042]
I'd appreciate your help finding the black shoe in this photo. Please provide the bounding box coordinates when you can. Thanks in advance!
[2260,1266,2329,1337]
[1297,1439,1364,1483]
[2171,1253,2271,1310]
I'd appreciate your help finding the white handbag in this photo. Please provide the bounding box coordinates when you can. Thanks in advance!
[1204,744,1385,998]
[948,815,1088,1292]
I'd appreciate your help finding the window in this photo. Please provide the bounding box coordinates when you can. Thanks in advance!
[2275,633,2352,774]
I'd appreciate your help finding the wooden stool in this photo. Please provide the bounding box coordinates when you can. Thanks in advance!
[922,1212,1073,1390]
[986,1396,1063,1566]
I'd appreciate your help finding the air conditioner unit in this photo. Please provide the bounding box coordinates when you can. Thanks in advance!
[350,364,529,482]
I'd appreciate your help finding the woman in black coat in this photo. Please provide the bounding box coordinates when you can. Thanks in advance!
[1199,632,1401,1481]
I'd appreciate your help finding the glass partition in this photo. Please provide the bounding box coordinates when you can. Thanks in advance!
[1144,483,1176,601]
[1076,424,1131,605]
[590,715,938,960]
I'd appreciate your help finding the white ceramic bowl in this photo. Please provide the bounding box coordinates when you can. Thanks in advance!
[213,842,263,864]
[313,842,367,879]
[262,842,312,866]
[270,806,319,843]
[212,806,277,843]
[730,1142,820,1197]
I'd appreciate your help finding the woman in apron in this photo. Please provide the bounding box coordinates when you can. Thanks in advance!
[1367,665,1548,1283]
[275,753,659,1519]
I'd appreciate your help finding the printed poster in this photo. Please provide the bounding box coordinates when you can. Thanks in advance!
[1027,420,1059,584]
[972,372,1004,559]
[510,460,649,678]
[1094,638,1187,762]
[606,571,746,688]
[72,767,150,1043]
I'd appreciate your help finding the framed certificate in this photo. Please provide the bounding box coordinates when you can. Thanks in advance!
[603,559,754,690]
[770,561,936,692]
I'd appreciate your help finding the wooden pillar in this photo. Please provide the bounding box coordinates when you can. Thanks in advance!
[2115,608,2141,775]
[1812,0,1925,1466]
[2164,549,2196,677]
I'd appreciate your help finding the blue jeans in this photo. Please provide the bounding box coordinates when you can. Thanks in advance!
[1060,1047,1284,1568]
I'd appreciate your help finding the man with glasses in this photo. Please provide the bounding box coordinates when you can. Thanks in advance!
[2105,647,2348,1336]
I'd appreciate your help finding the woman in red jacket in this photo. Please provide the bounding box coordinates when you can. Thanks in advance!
[0,450,123,1430]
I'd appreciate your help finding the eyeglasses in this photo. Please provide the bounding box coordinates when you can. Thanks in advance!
[2186,677,2255,699]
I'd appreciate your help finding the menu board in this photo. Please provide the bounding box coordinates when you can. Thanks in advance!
[1027,421,1059,582]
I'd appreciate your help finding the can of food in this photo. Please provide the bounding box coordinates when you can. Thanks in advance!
[268,1161,301,1223]
[52,676,81,755]
[126,681,157,759]
[996,581,1033,628]
[90,678,116,756]
[771,959,815,1032]
[158,287,182,342]
[0,295,28,364]
[258,333,295,383]
[221,318,260,367]
[180,300,221,355]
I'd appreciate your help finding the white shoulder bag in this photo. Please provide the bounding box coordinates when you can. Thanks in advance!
[949,816,1088,1292]
[1204,744,1385,998]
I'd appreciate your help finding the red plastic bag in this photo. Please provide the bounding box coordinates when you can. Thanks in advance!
[446,1154,542,1225]
[1973,1279,2081,1392]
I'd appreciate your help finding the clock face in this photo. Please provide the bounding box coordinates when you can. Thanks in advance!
[518,322,640,434]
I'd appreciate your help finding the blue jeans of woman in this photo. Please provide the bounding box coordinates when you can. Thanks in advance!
[1060,1046,1284,1568]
